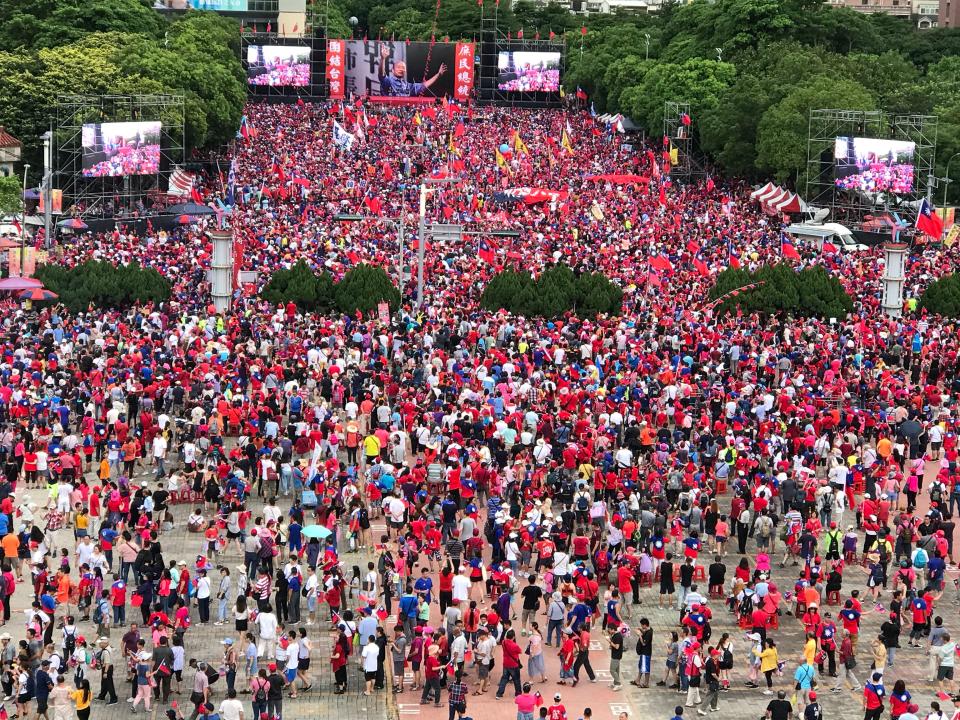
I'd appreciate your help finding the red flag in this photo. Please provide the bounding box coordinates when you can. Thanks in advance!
[649,255,673,273]
[580,26,587,35]
[191,188,203,205]
[535,30,540,40]
[658,185,667,206]
[822,242,838,254]
[781,236,801,260]
[549,30,555,40]
[382,162,394,181]
[478,237,497,264]
[694,258,709,276]
[364,196,382,215]
[454,121,465,137]
[917,198,944,239]
[266,21,271,32]
[346,250,360,265]
[517,28,523,39]
[685,240,700,254]
[705,176,715,193]
[422,106,437,121]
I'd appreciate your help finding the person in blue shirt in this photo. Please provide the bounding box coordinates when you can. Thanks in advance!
[377,44,447,97]
[927,551,946,590]
[567,600,592,632]
[414,568,434,605]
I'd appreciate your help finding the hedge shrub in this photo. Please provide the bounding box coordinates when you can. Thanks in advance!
[261,259,335,312]
[919,274,960,317]
[334,263,402,315]
[708,263,852,318]
[34,260,171,312]
[262,262,400,316]
[480,264,623,318]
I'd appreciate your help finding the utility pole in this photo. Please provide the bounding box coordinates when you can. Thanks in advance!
[19,163,29,277]
[416,176,457,309]
[41,131,52,250]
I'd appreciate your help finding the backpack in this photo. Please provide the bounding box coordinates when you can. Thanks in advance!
[576,494,589,512]
[253,679,268,703]
[64,628,77,655]
[92,602,104,625]
[913,548,929,569]
[931,484,943,503]
[25,671,35,697]
[759,520,771,538]
[827,533,840,557]
[204,664,220,685]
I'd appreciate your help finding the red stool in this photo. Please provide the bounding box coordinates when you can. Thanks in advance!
[639,572,653,588]
[654,567,661,581]
[716,478,727,494]
[673,566,681,581]
[769,613,780,630]
[169,490,181,505]
[708,584,723,599]
[826,590,841,605]
[693,566,706,582]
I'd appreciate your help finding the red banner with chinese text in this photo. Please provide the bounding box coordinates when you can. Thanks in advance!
[326,39,346,100]
[453,43,475,102]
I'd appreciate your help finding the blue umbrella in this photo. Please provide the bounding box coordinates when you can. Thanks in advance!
[302,524,332,539]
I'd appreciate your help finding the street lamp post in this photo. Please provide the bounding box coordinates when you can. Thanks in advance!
[416,176,457,309]
[19,163,29,277]
[644,33,650,61]
[943,152,960,208]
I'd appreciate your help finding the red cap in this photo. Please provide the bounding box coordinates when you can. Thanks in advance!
[809,692,816,700]
[268,663,277,671]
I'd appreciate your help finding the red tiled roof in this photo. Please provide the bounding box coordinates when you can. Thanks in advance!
[0,127,21,148]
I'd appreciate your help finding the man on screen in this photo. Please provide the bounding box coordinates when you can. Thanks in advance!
[378,44,447,97]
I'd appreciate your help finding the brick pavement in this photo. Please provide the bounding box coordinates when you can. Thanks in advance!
[7,457,959,720]
[5,469,393,720]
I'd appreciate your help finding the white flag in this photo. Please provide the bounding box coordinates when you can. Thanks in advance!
[332,120,355,150]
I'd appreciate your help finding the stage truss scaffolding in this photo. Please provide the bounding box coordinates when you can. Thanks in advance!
[663,101,691,178]
[55,94,185,217]
[805,108,936,227]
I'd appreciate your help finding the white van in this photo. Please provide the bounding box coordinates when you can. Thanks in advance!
[785,222,869,252]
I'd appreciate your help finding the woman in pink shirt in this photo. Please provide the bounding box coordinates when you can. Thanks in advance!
[514,683,537,720]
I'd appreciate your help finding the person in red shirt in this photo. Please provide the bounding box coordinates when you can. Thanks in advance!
[420,648,442,705]
[495,628,523,698]
[548,696,568,720]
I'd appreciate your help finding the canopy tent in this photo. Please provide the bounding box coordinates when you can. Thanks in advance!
[752,183,808,215]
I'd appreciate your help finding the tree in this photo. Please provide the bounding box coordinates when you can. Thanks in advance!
[0,0,166,52]
[623,58,735,139]
[334,263,401,315]
[708,263,851,318]
[920,273,960,318]
[755,75,874,183]
[0,174,22,218]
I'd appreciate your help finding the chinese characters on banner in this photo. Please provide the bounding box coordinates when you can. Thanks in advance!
[326,39,345,100]
[37,190,63,215]
[453,43,475,102]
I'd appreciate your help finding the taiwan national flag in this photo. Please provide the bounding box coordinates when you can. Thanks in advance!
[781,233,801,260]
[916,198,944,240]
[478,237,497,264]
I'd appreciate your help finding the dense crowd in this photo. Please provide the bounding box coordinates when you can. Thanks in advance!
[82,145,161,179]
[1,100,958,720]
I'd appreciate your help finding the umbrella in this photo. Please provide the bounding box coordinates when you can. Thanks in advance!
[57,218,88,230]
[302,525,332,539]
[19,288,57,301]
[175,214,199,225]
[0,277,42,291]
[166,202,215,216]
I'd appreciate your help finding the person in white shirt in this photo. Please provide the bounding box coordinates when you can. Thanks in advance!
[218,690,245,720]
[196,570,212,624]
[361,636,380,696]
[452,570,471,604]
[255,607,278,659]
